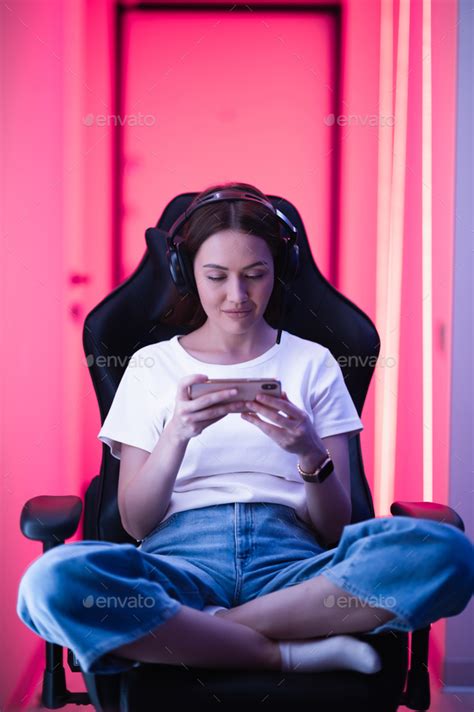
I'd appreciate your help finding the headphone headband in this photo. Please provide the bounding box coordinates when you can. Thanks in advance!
[168,188,298,245]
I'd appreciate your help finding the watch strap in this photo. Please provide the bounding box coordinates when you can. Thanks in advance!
[297,449,334,483]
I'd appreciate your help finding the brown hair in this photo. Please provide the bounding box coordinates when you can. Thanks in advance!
[181,181,286,329]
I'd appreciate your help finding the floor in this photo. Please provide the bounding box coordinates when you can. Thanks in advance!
[22,674,474,711]
[420,691,473,712]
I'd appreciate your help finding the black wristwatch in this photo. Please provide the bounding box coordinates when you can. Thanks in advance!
[297,448,334,483]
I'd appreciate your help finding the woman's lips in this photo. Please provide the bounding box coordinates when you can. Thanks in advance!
[224,310,252,318]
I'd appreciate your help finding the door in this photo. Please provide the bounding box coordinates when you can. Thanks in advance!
[119,6,339,285]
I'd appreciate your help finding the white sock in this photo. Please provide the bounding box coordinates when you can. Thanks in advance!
[202,605,228,615]
[278,635,382,674]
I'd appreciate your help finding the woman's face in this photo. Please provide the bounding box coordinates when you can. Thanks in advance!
[192,229,275,333]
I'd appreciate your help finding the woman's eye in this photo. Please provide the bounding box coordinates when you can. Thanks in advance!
[207,275,264,281]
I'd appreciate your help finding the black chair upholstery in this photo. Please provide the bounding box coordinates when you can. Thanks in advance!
[20,192,466,711]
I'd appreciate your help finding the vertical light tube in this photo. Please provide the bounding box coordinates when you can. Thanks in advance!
[421,0,433,502]
[374,0,394,514]
[375,0,411,515]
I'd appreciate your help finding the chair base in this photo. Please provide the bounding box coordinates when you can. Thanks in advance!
[82,631,408,712]
[42,667,90,709]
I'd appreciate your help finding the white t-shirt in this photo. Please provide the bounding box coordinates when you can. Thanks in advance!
[97,329,363,533]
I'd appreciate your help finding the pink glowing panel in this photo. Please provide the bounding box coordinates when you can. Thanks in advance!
[120,8,337,282]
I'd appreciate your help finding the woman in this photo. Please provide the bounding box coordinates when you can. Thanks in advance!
[17,182,474,676]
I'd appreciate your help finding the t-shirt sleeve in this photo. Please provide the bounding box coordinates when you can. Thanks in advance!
[97,349,165,460]
[310,348,364,440]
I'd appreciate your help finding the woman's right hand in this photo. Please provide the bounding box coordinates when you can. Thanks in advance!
[168,373,246,443]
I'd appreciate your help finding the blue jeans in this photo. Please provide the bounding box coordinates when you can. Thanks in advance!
[17,503,474,675]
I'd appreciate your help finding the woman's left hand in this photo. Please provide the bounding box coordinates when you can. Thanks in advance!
[240,391,323,457]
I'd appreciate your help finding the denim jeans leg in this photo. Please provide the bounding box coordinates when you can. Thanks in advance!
[16,539,220,674]
[318,516,474,635]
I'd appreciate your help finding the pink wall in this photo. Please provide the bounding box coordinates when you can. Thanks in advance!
[0,0,464,706]
[1,0,68,705]
[0,0,115,706]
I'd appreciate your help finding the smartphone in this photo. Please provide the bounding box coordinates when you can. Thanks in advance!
[187,378,282,406]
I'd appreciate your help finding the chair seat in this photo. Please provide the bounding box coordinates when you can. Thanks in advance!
[84,631,408,712]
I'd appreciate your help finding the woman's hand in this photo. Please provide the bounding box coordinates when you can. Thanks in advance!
[168,373,247,443]
[241,391,324,457]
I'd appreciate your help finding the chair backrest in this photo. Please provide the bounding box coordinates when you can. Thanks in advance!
[83,193,379,542]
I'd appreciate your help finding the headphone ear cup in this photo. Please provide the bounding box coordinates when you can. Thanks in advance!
[278,240,299,285]
[169,249,187,291]
[286,243,300,282]
[175,239,198,297]
[146,226,187,290]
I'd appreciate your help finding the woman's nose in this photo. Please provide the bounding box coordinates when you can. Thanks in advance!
[227,278,249,300]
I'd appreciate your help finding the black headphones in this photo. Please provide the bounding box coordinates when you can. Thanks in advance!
[165,188,300,344]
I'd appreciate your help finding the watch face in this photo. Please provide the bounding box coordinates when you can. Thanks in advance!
[299,457,334,482]
[303,461,334,483]
[318,461,334,482]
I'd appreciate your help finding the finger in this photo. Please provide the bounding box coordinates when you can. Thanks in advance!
[241,412,263,425]
[254,392,294,416]
[196,387,239,407]
[256,392,288,404]
[244,401,290,425]
[241,412,283,439]
[190,400,245,420]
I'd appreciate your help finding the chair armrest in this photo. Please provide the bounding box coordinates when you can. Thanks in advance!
[390,500,465,710]
[20,495,83,549]
[390,500,465,532]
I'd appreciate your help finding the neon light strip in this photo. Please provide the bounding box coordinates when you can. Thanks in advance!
[374,0,394,515]
[375,0,411,515]
[422,0,433,501]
